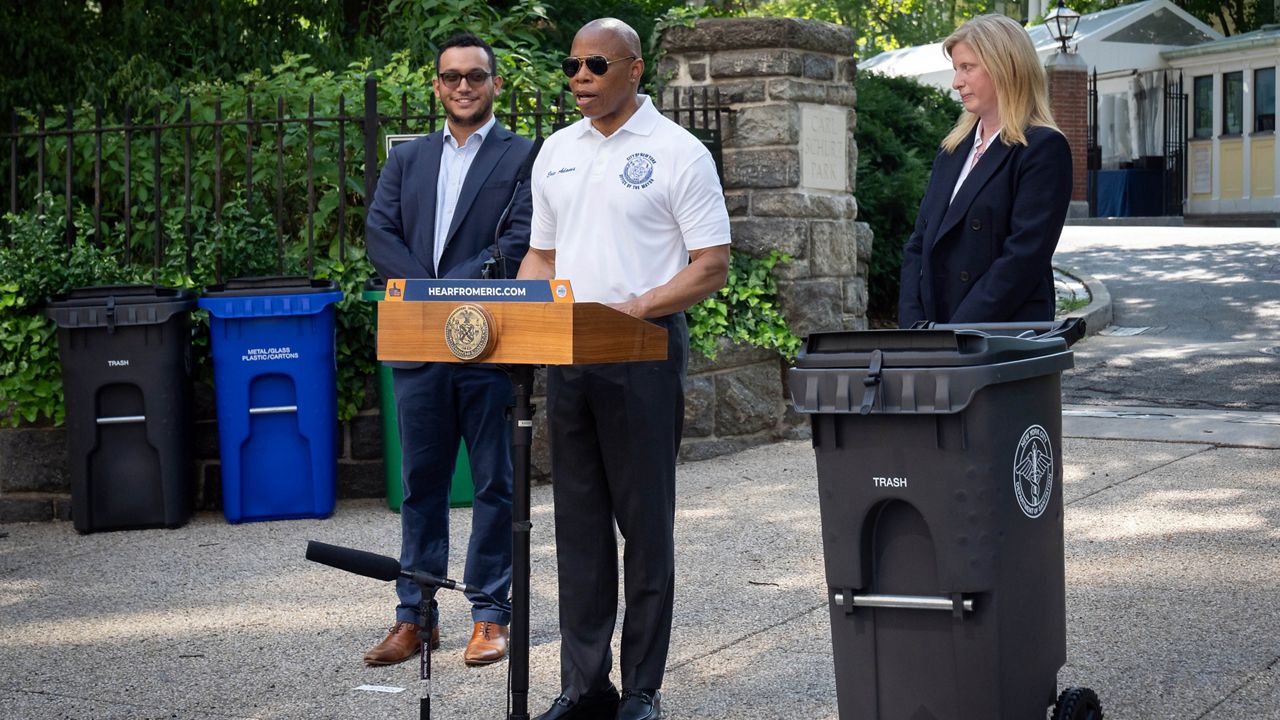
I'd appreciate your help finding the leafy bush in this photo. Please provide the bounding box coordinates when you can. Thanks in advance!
[855,72,961,324]
[689,250,800,361]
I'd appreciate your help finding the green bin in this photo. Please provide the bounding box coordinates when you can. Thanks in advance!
[362,279,474,511]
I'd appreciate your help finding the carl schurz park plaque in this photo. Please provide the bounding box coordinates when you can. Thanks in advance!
[800,105,848,193]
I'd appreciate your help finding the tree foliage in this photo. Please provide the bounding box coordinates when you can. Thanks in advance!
[737,0,986,55]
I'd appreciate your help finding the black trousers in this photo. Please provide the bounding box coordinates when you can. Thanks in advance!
[546,313,687,697]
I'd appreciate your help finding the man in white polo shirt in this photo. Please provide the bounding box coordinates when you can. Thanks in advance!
[517,17,731,720]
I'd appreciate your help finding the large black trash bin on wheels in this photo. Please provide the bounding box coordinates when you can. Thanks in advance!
[788,321,1101,720]
[46,285,197,534]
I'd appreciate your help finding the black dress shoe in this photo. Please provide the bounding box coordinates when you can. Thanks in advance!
[533,685,621,720]
[617,689,660,720]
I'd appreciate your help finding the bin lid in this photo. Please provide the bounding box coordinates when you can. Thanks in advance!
[360,277,385,301]
[198,276,343,319]
[200,276,338,297]
[45,285,197,329]
[795,328,1066,369]
[789,328,1074,416]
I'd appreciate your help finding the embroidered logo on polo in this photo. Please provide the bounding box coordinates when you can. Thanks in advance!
[620,153,656,189]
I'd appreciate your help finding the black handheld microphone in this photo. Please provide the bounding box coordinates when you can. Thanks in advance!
[485,137,544,280]
[305,541,400,582]
[305,541,475,593]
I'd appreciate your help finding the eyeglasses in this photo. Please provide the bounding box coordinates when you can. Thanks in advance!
[560,55,637,78]
[437,70,493,89]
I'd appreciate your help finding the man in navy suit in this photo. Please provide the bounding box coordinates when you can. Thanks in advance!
[364,32,533,668]
[899,14,1071,327]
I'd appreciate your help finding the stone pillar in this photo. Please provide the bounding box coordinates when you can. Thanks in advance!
[1046,50,1089,218]
[659,17,870,336]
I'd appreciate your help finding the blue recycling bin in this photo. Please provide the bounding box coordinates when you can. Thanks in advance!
[199,277,343,523]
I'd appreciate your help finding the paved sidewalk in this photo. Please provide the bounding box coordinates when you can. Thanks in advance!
[2,405,1279,720]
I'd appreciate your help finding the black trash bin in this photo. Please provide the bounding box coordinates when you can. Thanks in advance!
[788,320,1100,720]
[46,285,197,534]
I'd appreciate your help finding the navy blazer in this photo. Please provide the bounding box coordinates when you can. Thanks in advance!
[366,123,533,283]
[898,124,1071,327]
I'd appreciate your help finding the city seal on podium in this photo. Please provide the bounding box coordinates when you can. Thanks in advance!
[443,304,496,361]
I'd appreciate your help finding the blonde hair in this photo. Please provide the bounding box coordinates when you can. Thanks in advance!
[940,14,1059,152]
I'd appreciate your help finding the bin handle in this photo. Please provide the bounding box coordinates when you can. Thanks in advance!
[909,318,1086,347]
[859,349,883,415]
[835,592,974,614]
[96,415,146,425]
[249,405,299,415]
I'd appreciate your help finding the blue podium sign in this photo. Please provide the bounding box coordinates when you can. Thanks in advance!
[385,279,575,303]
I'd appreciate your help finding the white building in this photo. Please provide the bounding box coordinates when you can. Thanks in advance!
[859,0,1280,222]
[1165,26,1280,218]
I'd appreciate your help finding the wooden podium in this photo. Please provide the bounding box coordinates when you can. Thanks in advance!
[377,279,667,720]
[378,299,668,366]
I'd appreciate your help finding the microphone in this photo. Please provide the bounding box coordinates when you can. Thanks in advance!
[405,570,470,593]
[306,540,400,581]
[305,540,474,593]
[485,137,544,280]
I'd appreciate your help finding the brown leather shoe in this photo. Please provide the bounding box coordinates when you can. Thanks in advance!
[363,621,440,666]
[463,621,509,666]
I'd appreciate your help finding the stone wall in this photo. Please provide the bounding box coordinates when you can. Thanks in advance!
[659,18,873,336]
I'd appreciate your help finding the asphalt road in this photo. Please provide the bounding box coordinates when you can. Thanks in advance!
[1054,225,1280,412]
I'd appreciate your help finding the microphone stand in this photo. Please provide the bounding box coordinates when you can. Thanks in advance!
[304,540,501,720]
[506,363,536,720]
[418,595,435,720]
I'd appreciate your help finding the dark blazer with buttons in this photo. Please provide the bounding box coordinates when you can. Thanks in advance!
[366,123,533,368]
[898,124,1072,327]
[366,123,533,283]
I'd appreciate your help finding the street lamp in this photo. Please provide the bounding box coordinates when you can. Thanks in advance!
[1045,0,1081,53]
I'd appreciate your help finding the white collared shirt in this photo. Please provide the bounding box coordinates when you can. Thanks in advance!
[950,120,1001,203]
[530,95,730,304]
[434,114,497,272]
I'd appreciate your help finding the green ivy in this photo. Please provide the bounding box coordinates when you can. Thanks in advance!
[688,250,801,362]
[312,246,377,423]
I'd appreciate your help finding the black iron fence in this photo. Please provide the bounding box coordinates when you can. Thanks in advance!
[1162,71,1186,217]
[1087,69,1099,217]
[2,77,727,280]
[1087,68,1186,218]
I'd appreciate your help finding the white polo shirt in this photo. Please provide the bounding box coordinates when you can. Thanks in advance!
[530,95,731,304]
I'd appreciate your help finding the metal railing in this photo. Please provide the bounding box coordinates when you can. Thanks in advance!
[3,78,728,279]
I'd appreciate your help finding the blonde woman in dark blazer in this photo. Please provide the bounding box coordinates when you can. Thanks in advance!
[899,14,1072,327]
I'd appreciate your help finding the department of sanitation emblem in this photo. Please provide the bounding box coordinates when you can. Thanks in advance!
[620,152,656,189]
[1013,424,1054,519]
[443,304,495,361]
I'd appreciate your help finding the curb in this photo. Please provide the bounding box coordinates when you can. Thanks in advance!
[1055,265,1112,337]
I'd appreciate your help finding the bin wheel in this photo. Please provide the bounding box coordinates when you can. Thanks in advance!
[1053,687,1103,720]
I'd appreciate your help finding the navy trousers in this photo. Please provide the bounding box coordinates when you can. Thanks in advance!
[392,363,513,626]
[547,313,687,696]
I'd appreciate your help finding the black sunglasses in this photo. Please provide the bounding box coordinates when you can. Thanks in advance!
[560,55,637,78]
[437,70,493,89]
